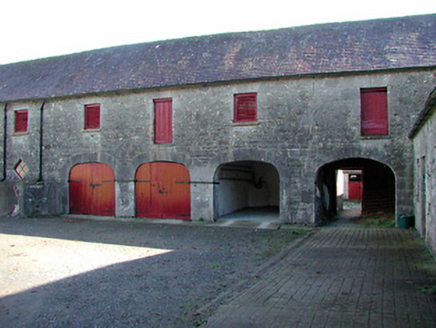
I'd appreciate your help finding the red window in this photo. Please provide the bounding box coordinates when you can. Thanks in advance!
[154,98,172,144]
[234,93,257,123]
[84,104,100,130]
[360,88,388,136]
[15,110,28,133]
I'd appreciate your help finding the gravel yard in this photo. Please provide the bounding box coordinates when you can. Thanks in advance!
[0,217,307,327]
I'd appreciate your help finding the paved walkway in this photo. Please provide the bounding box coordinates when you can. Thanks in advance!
[205,217,436,327]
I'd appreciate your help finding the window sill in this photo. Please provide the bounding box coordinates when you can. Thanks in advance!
[83,128,101,133]
[232,121,260,127]
[13,132,29,136]
[360,135,391,140]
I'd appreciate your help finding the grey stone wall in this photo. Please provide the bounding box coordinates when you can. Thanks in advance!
[1,69,435,224]
[412,108,436,257]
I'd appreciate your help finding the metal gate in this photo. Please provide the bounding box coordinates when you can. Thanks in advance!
[135,162,190,220]
[69,163,116,216]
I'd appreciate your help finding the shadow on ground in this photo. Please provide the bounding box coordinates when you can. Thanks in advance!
[0,217,307,327]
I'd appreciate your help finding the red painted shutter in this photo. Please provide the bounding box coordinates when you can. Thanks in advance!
[154,98,173,143]
[234,93,257,122]
[360,88,388,136]
[15,110,28,133]
[85,104,100,130]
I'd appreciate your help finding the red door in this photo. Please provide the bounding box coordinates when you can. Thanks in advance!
[69,163,115,216]
[348,174,363,201]
[135,162,190,220]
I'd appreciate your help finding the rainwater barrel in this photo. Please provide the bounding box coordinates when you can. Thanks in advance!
[398,215,414,229]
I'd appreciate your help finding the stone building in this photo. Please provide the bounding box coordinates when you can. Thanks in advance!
[0,14,435,227]
[410,87,436,256]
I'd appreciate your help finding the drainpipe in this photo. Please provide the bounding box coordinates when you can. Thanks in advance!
[38,101,45,182]
[1,103,7,181]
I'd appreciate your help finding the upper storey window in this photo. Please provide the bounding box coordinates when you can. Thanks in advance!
[234,93,257,123]
[14,110,28,133]
[84,104,101,130]
[154,98,173,144]
[360,88,388,136]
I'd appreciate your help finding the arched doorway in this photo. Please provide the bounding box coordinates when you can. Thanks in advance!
[214,161,279,220]
[135,162,190,220]
[315,158,395,225]
[69,163,116,216]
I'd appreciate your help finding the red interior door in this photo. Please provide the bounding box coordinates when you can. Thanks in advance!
[69,163,115,216]
[348,174,363,201]
[135,162,190,220]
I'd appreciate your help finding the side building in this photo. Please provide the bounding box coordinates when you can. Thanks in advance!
[410,88,436,256]
[0,14,435,226]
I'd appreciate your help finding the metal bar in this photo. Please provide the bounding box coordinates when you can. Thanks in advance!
[218,178,252,182]
[89,183,102,187]
[221,168,252,173]
[175,181,220,185]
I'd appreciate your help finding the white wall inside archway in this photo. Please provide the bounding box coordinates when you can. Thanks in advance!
[214,161,279,218]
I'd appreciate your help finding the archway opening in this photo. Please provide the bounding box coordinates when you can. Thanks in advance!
[213,161,279,221]
[315,158,395,225]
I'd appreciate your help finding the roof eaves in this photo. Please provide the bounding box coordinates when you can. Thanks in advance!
[409,87,436,139]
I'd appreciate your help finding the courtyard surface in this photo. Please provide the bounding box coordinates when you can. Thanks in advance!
[1,214,435,327]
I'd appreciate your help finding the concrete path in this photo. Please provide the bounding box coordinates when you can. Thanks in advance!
[205,217,436,327]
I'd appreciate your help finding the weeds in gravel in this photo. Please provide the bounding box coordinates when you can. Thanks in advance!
[256,230,308,260]
[356,213,395,227]
[419,285,436,295]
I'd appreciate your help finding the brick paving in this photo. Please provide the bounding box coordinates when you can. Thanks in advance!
[205,218,436,327]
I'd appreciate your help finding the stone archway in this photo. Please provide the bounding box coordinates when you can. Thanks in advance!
[213,161,279,220]
[315,158,395,225]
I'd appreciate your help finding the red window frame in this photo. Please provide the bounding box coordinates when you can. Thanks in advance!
[154,98,173,144]
[84,104,101,130]
[360,88,388,136]
[14,110,28,133]
[234,93,257,123]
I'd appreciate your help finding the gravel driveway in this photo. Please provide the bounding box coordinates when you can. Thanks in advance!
[0,217,308,327]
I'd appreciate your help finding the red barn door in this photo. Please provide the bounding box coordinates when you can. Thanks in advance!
[69,163,115,216]
[348,174,363,201]
[135,162,190,220]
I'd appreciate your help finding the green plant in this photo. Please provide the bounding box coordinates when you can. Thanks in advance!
[419,285,436,295]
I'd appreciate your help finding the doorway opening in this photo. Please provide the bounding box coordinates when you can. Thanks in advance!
[213,161,279,221]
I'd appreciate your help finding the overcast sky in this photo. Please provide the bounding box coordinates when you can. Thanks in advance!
[0,0,435,65]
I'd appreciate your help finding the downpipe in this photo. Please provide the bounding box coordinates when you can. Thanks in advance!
[38,100,45,182]
[1,103,7,181]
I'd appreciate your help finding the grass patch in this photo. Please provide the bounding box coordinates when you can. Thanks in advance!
[356,213,395,228]
[419,285,436,295]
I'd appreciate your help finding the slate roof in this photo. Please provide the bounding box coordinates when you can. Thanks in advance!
[0,14,435,102]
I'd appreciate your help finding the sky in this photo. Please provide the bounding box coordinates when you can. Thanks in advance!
[0,0,435,65]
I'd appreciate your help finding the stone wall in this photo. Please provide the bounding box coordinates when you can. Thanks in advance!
[1,69,435,224]
[412,98,436,256]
